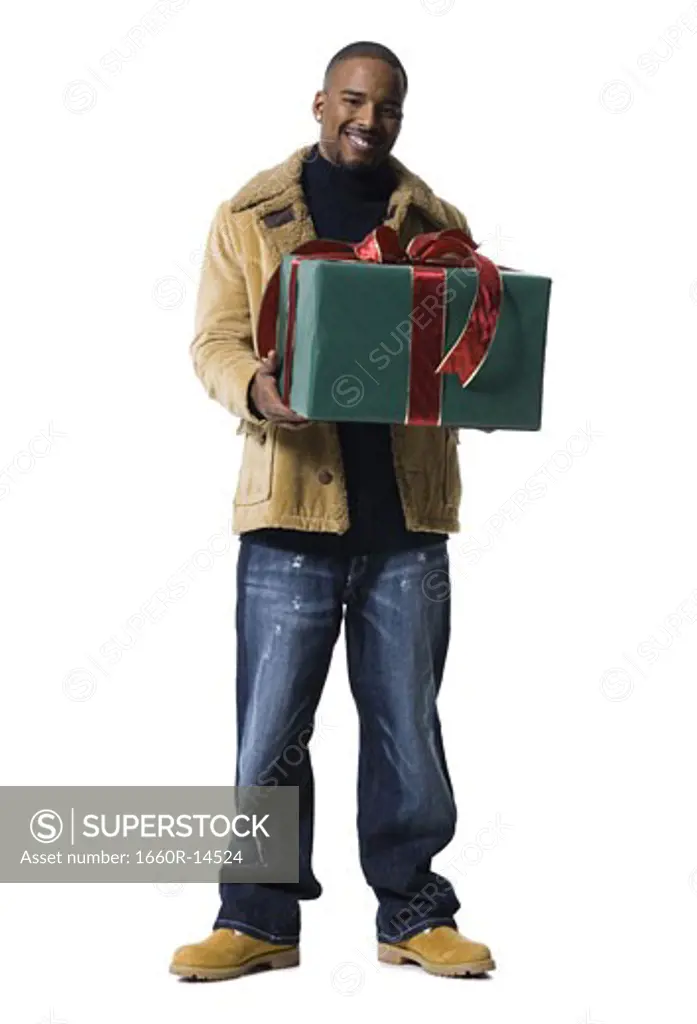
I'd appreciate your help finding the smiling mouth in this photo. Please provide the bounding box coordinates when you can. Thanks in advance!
[344,130,379,153]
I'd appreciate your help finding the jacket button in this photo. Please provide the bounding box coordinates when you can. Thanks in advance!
[317,469,333,485]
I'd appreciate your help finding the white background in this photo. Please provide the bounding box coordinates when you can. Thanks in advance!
[2,0,697,1019]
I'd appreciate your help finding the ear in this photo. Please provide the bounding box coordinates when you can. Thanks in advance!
[312,90,325,122]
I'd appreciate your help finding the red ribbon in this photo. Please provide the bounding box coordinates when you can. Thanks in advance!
[257,225,503,425]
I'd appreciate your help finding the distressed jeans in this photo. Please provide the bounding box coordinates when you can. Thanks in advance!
[214,537,460,944]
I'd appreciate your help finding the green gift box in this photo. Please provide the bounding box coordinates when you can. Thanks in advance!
[258,228,552,429]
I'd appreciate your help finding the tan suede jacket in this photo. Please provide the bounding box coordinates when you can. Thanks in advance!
[191,144,472,537]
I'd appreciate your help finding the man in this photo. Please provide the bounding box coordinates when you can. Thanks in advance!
[170,41,495,982]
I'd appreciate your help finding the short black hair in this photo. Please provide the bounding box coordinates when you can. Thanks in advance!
[323,41,408,96]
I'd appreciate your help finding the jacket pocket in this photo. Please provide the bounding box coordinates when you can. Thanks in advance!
[234,421,275,506]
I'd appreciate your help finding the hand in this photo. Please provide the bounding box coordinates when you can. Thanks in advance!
[250,350,310,430]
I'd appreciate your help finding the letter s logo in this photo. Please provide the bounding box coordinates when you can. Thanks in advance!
[30,809,64,844]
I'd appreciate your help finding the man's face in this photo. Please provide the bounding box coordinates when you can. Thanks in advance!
[312,57,404,169]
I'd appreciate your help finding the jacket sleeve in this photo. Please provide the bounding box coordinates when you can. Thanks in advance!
[190,202,266,425]
[440,198,474,240]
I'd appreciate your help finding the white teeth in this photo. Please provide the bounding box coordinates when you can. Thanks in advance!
[346,133,372,149]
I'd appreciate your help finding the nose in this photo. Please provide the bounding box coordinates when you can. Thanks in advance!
[355,102,379,132]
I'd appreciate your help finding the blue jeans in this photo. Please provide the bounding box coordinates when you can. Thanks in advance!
[214,538,460,944]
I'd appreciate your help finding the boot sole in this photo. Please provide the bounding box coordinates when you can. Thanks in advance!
[378,943,495,977]
[170,946,299,980]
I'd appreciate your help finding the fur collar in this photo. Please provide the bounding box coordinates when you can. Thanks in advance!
[227,143,454,234]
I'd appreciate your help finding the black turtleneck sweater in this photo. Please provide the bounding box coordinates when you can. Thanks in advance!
[242,143,448,557]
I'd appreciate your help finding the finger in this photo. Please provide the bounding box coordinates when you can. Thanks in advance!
[264,396,307,422]
[271,413,309,425]
[276,420,312,430]
[268,405,309,424]
[279,409,308,422]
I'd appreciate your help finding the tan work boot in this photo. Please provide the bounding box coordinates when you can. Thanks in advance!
[170,927,299,980]
[378,925,495,977]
